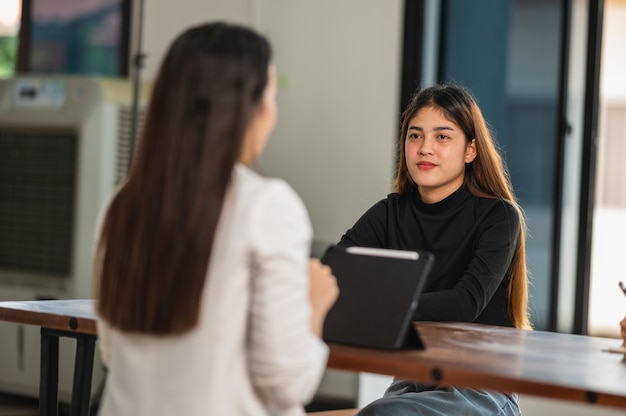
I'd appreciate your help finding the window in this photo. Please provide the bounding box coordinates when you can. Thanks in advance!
[588,0,626,337]
[437,0,566,330]
[0,0,21,78]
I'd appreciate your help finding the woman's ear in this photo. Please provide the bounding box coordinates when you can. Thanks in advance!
[465,139,477,163]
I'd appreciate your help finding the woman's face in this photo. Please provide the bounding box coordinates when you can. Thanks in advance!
[404,106,477,203]
[239,64,278,165]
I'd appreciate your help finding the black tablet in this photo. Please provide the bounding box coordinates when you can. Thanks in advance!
[321,246,434,350]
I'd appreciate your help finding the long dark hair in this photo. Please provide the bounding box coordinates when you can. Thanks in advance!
[395,84,531,329]
[95,22,271,334]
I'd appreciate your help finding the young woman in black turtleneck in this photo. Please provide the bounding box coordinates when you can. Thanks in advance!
[337,84,531,416]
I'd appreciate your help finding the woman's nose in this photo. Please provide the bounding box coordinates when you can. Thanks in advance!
[418,137,434,155]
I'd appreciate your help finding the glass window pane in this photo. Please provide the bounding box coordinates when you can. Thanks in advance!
[588,0,626,338]
[440,0,564,330]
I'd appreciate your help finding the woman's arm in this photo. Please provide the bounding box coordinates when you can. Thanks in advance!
[414,201,520,322]
[337,199,390,248]
[247,180,330,410]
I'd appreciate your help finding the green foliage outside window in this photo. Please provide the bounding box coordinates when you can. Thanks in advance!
[0,36,18,78]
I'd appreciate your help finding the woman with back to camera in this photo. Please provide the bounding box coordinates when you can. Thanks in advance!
[93,22,338,416]
[334,84,531,416]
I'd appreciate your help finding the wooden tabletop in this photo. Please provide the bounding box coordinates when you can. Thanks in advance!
[1,299,626,409]
[328,321,626,409]
[0,299,96,335]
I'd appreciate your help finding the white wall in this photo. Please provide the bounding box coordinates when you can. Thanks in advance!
[138,0,402,251]
[255,0,402,247]
[140,0,252,81]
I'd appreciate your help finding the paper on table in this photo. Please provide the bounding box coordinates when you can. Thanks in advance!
[603,343,626,354]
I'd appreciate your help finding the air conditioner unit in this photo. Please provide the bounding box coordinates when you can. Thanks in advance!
[0,76,147,401]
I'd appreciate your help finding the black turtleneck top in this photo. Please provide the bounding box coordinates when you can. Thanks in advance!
[337,185,520,327]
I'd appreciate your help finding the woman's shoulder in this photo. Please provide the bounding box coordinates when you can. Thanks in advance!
[233,164,307,214]
[235,165,298,196]
[383,191,415,206]
[475,195,519,212]
[232,165,312,247]
[473,195,521,224]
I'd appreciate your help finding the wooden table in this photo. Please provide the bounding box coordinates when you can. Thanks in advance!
[2,300,626,414]
[328,321,626,409]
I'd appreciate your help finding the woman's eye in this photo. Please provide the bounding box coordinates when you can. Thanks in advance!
[438,134,449,140]
[407,133,420,140]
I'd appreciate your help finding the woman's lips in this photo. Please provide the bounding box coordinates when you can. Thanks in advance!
[417,162,436,170]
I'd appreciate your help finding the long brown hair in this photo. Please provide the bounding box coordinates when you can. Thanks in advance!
[395,84,531,329]
[95,22,271,334]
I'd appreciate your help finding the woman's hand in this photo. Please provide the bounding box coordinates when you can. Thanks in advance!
[308,258,339,337]
[620,316,626,345]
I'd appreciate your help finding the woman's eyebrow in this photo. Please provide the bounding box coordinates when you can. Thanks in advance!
[408,125,455,132]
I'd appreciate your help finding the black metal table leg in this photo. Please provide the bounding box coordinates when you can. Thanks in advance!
[40,328,59,416]
[38,328,97,416]
[70,335,96,416]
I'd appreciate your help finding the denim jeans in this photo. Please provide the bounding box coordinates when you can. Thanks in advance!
[356,380,520,416]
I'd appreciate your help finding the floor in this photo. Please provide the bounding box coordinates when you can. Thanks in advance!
[0,392,94,416]
[0,393,37,416]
